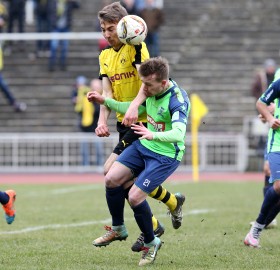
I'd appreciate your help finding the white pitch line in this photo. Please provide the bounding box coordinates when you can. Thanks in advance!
[51,185,102,195]
[25,185,103,197]
[0,209,215,235]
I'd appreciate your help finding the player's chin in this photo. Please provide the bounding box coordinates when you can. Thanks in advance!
[144,91,152,97]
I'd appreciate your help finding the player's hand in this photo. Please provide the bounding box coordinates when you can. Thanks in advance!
[122,106,139,126]
[131,122,153,140]
[258,113,267,123]
[268,118,280,130]
[87,91,105,104]
[95,124,110,137]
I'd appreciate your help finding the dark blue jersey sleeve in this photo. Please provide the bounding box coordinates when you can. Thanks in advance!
[169,88,190,125]
[260,78,280,105]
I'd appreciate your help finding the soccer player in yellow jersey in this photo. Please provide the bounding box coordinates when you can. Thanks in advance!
[91,1,186,251]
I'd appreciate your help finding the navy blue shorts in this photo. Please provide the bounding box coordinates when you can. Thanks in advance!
[117,140,180,194]
[268,152,280,183]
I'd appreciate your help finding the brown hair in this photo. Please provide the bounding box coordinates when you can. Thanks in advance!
[139,57,169,82]
[98,2,128,23]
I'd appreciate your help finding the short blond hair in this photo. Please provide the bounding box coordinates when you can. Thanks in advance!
[139,57,169,82]
[98,2,128,23]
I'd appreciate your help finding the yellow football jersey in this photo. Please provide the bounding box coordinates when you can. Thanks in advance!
[99,42,149,122]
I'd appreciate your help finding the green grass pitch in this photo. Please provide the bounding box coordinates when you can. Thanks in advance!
[0,181,279,270]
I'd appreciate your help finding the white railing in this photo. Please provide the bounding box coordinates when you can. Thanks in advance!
[0,32,103,41]
[0,132,248,173]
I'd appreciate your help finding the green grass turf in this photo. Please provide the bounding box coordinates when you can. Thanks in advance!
[0,181,279,270]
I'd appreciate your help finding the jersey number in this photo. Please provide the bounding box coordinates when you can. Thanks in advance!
[143,179,150,187]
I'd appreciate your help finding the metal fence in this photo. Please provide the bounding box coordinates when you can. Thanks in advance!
[0,132,248,173]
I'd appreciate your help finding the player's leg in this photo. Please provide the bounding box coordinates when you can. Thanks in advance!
[245,152,280,247]
[103,152,119,176]
[92,162,133,247]
[113,123,165,249]
[129,188,162,266]
[263,159,279,228]
[0,190,16,224]
[264,196,280,228]
[149,186,185,229]
[127,143,181,265]
[121,124,185,228]
[263,159,271,196]
[103,150,165,251]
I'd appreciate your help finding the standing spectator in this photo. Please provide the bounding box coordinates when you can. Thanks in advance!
[251,59,277,100]
[0,0,7,33]
[72,76,103,166]
[0,43,27,112]
[0,1,9,54]
[48,0,79,71]
[34,0,52,57]
[5,0,26,52]
[6,0,26,33]
[120,0,137,15]
[138,0,164,57]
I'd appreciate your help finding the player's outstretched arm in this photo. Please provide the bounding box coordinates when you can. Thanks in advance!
[122,84,147,126]
[104,98,146,116]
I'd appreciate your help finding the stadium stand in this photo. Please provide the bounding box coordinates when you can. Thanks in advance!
[0,0,279,133]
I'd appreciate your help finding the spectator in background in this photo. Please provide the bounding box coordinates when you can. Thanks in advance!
[6,0,26,34]
[120,0,137,15]
[34,0,51,58]
[251,59,277,100]
[72,76,103,166]
[138,0,164,57]
[0,42,27,112]
[0,0,7,33]
[5,0,26,52]
[48,0,79,72]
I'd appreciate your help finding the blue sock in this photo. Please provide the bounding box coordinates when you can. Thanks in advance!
[263,176,271,196]
[265,200,280,226]
[0,191,9,205]
[132,200,154,244]
[257,186,280,225]
[106,186,125,226]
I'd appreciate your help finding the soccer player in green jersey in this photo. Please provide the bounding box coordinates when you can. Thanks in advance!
[94,1,185,251]
[244,77,280,248]
[88,56,190,266]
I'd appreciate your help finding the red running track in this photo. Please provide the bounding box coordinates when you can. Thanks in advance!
[0,172,263,184]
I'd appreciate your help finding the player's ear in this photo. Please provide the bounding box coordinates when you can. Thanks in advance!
[161,80,168,88]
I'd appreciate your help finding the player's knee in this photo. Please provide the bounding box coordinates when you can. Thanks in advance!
[128,190,144,207]
[104,174,117,188]
[128,194,139,207]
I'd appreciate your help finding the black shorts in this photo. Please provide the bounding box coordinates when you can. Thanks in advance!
[113,122,147,155]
